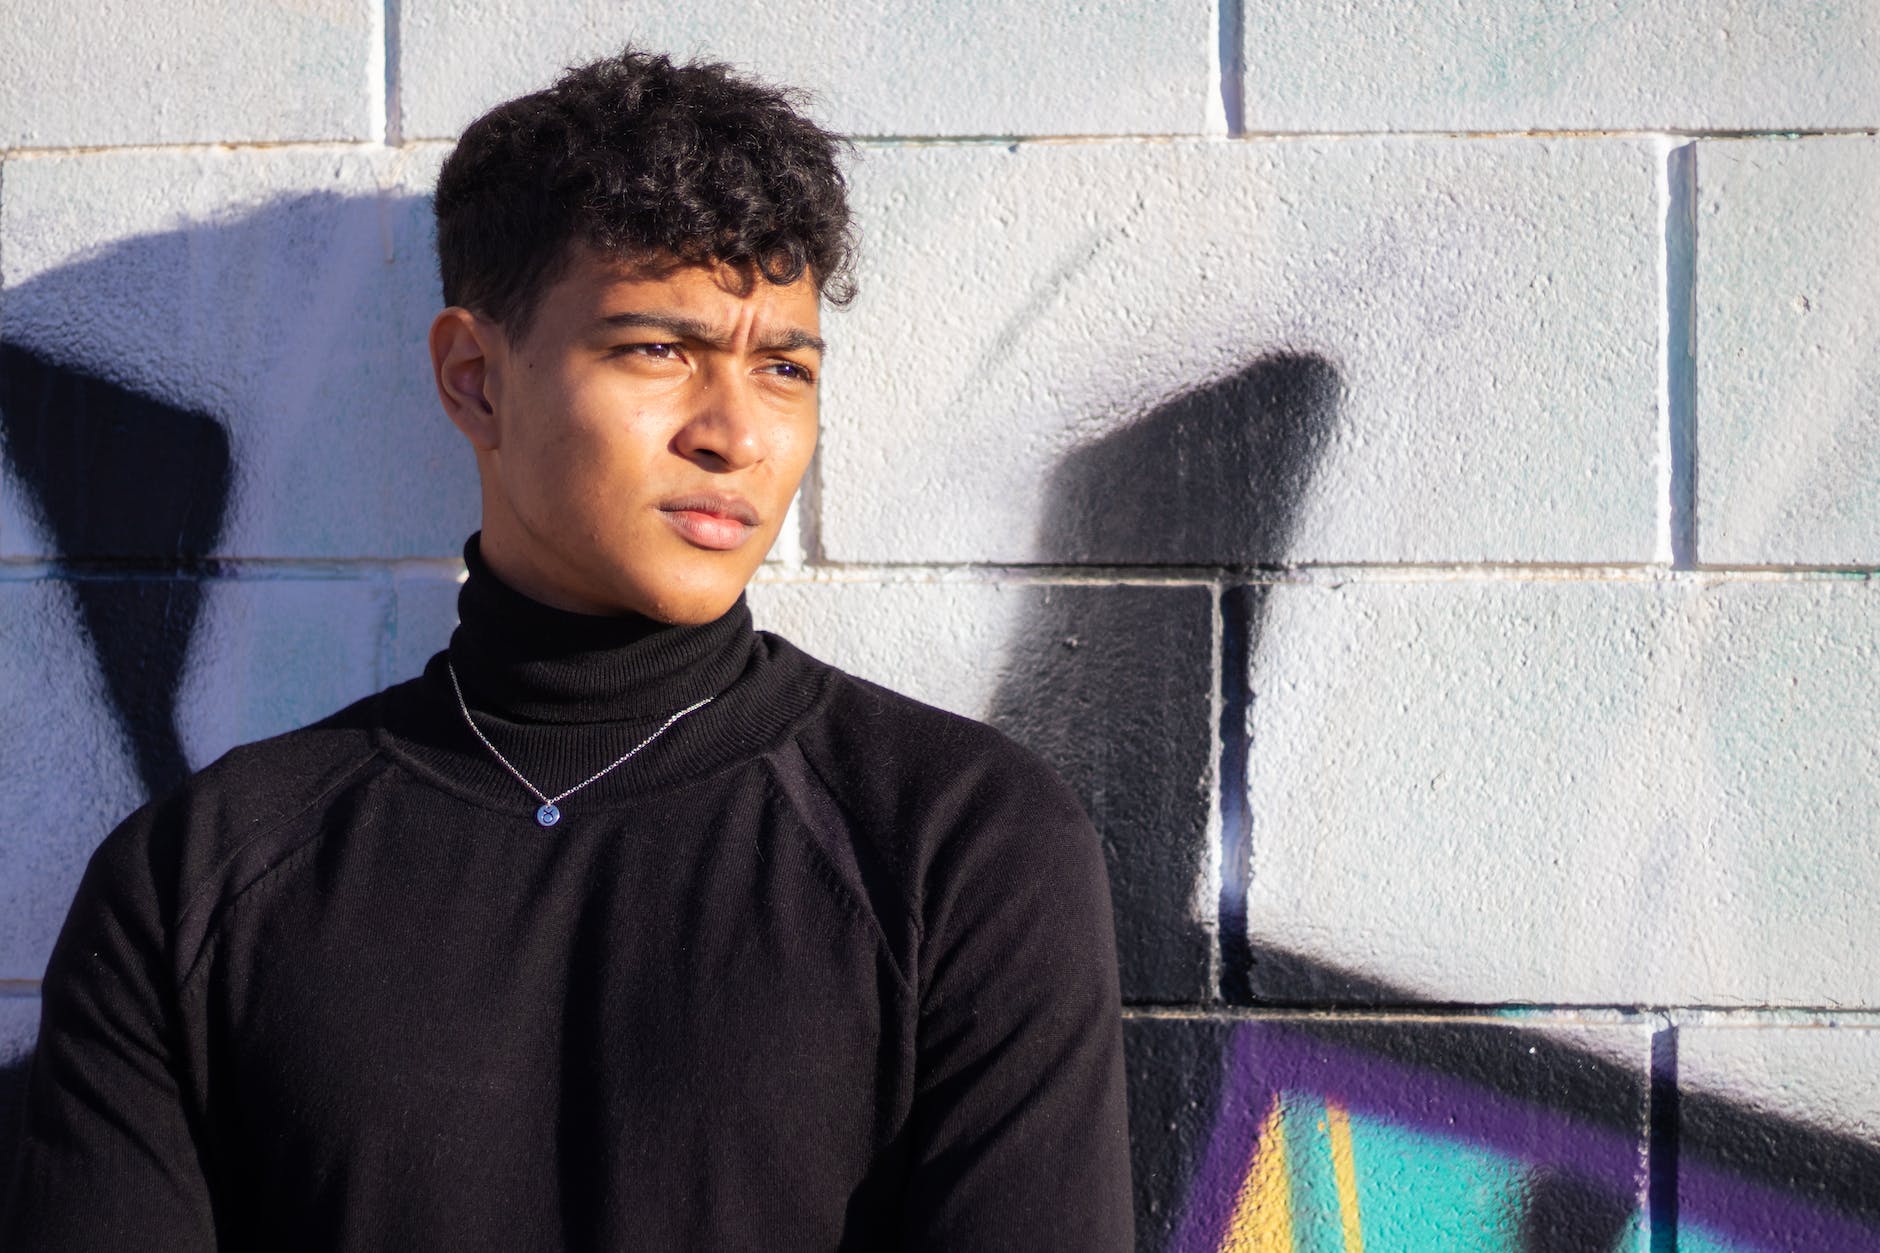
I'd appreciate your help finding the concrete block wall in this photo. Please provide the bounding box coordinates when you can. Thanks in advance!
[3,3,1877,1247]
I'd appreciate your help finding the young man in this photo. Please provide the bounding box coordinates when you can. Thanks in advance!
[4,49,1133,1250]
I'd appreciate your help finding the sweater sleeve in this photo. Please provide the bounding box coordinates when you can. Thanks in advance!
[899,757,1135,1251]
[3,810,217,1250]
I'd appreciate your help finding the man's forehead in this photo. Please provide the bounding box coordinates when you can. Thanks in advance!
[558,247,821,334]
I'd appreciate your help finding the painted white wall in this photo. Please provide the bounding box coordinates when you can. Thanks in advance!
[1,0,1876,1223]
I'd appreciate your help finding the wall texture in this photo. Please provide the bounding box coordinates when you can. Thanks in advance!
[3,3,1878,1249]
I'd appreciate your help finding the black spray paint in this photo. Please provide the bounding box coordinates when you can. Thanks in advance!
[0,342,232,799]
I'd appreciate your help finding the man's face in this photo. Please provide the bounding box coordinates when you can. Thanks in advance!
[435,249,823,623]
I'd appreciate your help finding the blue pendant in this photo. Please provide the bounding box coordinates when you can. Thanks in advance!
[536,803,561,827]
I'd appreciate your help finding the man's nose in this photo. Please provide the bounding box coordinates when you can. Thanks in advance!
[673,369,765,471]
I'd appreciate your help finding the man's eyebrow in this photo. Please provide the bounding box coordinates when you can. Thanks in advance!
[758,327,828,355]
[596,311,825,355]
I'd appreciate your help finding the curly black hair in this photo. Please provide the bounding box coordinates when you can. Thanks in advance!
[434,48,856,340]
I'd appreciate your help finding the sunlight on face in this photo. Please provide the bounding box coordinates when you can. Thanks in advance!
[463,251,823,623]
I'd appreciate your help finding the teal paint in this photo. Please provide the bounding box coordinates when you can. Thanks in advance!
[1344,1111,1528,1252]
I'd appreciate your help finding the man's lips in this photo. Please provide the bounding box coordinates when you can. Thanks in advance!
[658,493,761,550]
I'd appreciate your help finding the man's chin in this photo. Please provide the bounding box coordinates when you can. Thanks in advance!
[616,566,753,626]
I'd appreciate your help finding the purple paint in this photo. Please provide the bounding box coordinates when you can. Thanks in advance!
[1678,1156,1880,1252]
[1167,1020,1880,1253]
[1169,1053,1274,1251]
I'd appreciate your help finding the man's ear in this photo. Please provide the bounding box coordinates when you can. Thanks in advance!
[430,307,503,451]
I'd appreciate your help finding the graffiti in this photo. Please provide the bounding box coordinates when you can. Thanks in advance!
[0,343,232,799]
[1148,1016,1645,1253]
[2,190,1877,1252]
[987,352,1340,1004]
[0,191,447,1212]
[1126,956,1880,1252]
[973,326,1880,1250]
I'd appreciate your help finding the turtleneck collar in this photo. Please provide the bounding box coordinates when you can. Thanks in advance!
[447,534,757,725]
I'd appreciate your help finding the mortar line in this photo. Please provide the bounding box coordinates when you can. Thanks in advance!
[799,444,826,565]
[364,0,386,145]
[376,559,399,692]
[1647,1020,1681,1251]
[1121,1004,1880,1022]
[0,559,449,577]
[0,128,1872,162]
[1215,584,1254,1003]
[763,561,1874,581]
[1664,140,1699,568]
[2,977,1871,1019]
[382,0,404,147]
[846,126,1880,149]
[1655,138,1673,564]
[1,558,1872,584]
[1214,0,1245,137]
[1203,581,1225,999]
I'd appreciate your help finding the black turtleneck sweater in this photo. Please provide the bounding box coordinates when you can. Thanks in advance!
[4,541,1133,1251]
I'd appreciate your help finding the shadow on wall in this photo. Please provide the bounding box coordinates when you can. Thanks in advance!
[986,353,1341,1005]
[0,190,464,800]
[1032,352,1342,566]
[0,194,468,1219]
[5,201,1879,1250]
[0,345,232,799]
[969,346,1880,1249]
[0,1054,24,1208]
[1127,951,1880,1253]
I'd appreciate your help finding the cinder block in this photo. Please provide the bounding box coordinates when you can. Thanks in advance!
[1,568,394,977]
[1,572,388,981]
[1124,1015,1651,1253]
[0,147,478,562]
[1676,1023,1880,1250]
[397,0,1213,140]
[391,567,465,684]
[748,579,1029,717]
[1695,137,1880,567]
[0,2,377,147]
[178,576,391,771]
[0,473,28,567]
[0,579,146,983]
[751,577,1217,1003]
[1237,579,1880,1008]
[0,997,35,1062]
[763,494,807,570]
[820,139,1659,565]
[1240,2,1880,132]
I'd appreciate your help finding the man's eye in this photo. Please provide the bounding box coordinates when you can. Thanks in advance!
[620,342,680,360]
[765,361,815,383]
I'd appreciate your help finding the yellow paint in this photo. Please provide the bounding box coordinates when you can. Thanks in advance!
[1223,1094,1293,1252]
[1325,1101,1366,1253]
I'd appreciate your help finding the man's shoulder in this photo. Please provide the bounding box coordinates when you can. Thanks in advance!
[767,640,1113,997]
[176,682,396,823]
[768,636,1093,867]
[83,682,405,935]
[777,637,1075,804]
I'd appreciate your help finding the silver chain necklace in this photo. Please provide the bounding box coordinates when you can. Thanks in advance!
[446,659,712,827]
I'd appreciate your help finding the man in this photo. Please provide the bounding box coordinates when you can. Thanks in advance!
[4,48,1133,1251]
